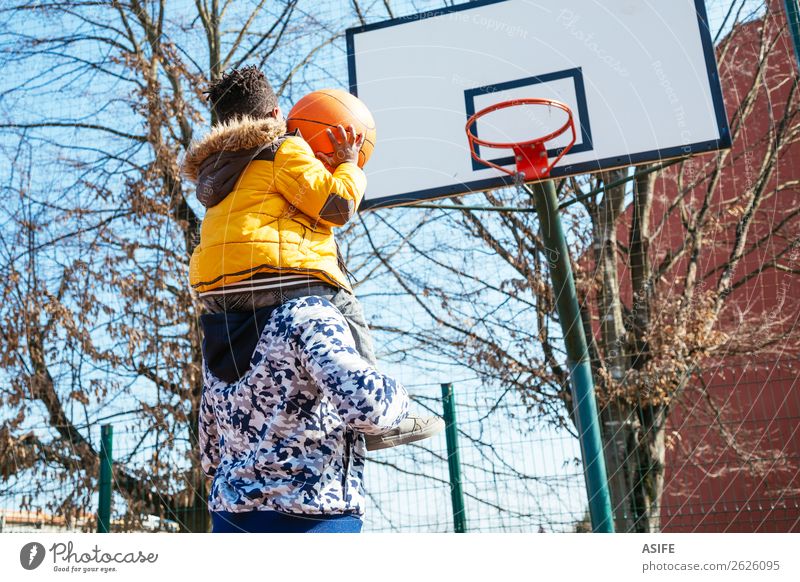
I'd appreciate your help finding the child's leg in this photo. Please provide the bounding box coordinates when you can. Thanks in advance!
[330,289,444,451]
[330,289,378,367]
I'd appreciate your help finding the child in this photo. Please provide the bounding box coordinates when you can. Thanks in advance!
[182,66,443,450]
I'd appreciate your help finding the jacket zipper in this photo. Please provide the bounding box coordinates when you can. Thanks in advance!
[342,428,352,504]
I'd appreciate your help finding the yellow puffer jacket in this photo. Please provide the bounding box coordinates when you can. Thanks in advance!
[181,116,367,293]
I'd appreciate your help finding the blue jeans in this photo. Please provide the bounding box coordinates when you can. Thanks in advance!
[211,510,363,533]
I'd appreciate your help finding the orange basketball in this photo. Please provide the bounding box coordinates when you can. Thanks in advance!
[286,88,376,169]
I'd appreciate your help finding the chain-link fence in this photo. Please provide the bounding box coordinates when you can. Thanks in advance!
[2,359,797,533]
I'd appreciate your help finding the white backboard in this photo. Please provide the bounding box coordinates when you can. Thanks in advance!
[346,0,730,209]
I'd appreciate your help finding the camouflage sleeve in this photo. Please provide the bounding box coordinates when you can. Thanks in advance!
[291,299,409,435]
[198,385,220,477]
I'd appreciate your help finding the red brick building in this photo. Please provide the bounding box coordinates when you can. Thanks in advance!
[655,3,800,532]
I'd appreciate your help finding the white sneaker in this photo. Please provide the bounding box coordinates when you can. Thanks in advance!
[364,415,445,451]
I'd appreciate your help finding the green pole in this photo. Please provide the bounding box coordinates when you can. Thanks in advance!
[786,0,800,72]
[441,383,467,533]
[526,180,614,533]
[97,424,113,533]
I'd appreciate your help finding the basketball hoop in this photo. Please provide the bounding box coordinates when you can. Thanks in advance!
[465,98,576,181]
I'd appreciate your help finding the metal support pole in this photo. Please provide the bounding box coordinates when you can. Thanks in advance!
[526,179,614,533]
[441,383,467,533]
[97,424,113,533]
[786,0,800,73]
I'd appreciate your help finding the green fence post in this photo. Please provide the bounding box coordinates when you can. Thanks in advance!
[786,0,800,72]
[526,180,615,533]
[441,383,467,533]
[97,424,113,533]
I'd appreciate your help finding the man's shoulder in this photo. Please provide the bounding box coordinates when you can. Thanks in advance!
[276,295,341,319]
[273,296,347,336]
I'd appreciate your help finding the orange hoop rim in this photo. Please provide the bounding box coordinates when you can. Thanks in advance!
[465,98,576,178]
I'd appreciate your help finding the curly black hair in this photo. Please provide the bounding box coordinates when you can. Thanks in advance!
[205,65,278,125]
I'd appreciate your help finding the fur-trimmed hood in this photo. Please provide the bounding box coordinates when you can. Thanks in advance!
[182,116,287,182]
[181,116,287,208]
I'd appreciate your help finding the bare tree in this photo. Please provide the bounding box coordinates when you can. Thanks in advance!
[0,0,380,531]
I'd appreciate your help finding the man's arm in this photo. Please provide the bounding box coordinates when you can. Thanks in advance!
[290,298,409,434]
[273,126,367,228]
[198,384,220,478]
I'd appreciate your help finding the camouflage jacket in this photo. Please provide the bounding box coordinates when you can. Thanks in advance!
[198,296,408,516]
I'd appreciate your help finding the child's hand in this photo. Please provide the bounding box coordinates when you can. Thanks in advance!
[315,124,365,169]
